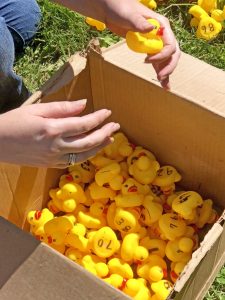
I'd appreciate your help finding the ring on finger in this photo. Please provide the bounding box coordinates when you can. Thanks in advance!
[68,153,78,166]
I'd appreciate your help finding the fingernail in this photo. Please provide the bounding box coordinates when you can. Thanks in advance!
[109,137,114,143]
[113,123,120,130]
[105,109,112,117]
[75,99,87,106]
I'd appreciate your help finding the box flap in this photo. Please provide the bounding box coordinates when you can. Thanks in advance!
[0,216,39,288]
[102,41,225,117]
[171,220,225,300]
[1,239,130,300]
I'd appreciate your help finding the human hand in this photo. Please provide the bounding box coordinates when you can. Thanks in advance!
[100,0,181,89]
[0,100,120,168]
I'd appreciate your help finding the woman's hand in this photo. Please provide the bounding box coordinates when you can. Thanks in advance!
[0,100,120,168]
[102,0,181,90]
[55,0,180,89]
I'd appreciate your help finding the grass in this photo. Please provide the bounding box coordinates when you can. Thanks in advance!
[14,0,225,299]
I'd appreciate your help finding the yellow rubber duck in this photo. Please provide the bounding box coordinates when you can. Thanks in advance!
[90,226,121,258]
[81,254,109,278]
[196,16,222,40]
[50,182,87,213]
[104,132,134,161]
[152,166,181,196]
[158,213,187,241]
[137,254,167,282]
[47,199,61,214]
[85,17,106,31]
[196,199,216,228]
[95,162,124,191]
[43,215,74,246]
[77,209,107,230]
[139,0,157,10]
[170,261,186,283]
[103,274,125,289]
[65,248,83,264]
[127,146,156,167]
[147,222,162,239]
[172,191,203,220]
[165,238,193,263]
[140,195,163,226]
[106,202,117,230]
[90,154,115,169]
[115,178,150,208]
[68,160,95,183]
[27,208,54,236]
[88,181,116,201]
[151,280,173,300]
[108,257,134,279]
[120,161,130,180]
[126,19,164,55]
[129,155,160,185]
[123,278,151,300]
[121,232,149,263]
[114,207,140,234]
[65,223,90,252]
[211,9,225,22]
[189,5,222,40]
[140,237,166,258]
[198,0,217,13]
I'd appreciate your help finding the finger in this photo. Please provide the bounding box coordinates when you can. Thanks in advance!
[151,42,181,80]
[145,42,176,63]
[128,13,155,32]
[58,137,114,167]
[29,100,87,118]
[56,109,112,137]
[160,77,170,90]
[59,122,120,153]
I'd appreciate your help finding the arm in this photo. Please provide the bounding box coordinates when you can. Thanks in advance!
[52,0,181,89]
[53,0,106,22]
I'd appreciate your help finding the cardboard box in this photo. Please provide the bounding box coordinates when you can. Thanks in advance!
[0,40,225,300]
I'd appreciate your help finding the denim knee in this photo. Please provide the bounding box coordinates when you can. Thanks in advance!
[0,0,41,46]
[0,16,14,74]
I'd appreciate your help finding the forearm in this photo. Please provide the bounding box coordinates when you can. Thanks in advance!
[52,0,107,21]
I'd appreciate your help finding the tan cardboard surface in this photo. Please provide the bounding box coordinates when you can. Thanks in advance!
[102,41,225,116]
[1,242,130,300]
[0,217,39,288]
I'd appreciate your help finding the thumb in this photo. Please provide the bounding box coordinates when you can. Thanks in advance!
[29,99,87,118]
[129,14,154,33]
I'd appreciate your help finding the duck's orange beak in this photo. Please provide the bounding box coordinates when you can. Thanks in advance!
[128,185,137,193]
[66,175,73,181]
[157,27,164,36]
[48,236,53,244]
[35,210,42,220]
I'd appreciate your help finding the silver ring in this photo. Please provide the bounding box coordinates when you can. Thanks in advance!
[68,153,77,166]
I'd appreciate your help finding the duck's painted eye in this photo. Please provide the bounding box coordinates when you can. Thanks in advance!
[124,184,128,188]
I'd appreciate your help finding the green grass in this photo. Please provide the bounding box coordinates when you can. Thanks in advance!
[14,0,225,299]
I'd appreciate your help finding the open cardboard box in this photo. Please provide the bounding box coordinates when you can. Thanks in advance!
[0,40,225,300]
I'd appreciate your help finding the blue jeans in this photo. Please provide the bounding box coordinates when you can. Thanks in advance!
[0,0,41,113]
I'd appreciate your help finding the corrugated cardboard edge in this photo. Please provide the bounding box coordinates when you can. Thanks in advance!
[168,210,225,298]
[23,52,87,105]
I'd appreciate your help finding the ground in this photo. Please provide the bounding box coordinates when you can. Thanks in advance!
[14,1,225,299]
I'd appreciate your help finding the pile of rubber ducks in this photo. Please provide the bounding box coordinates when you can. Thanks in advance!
[27,132,218,300]
[188,0,225,40]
